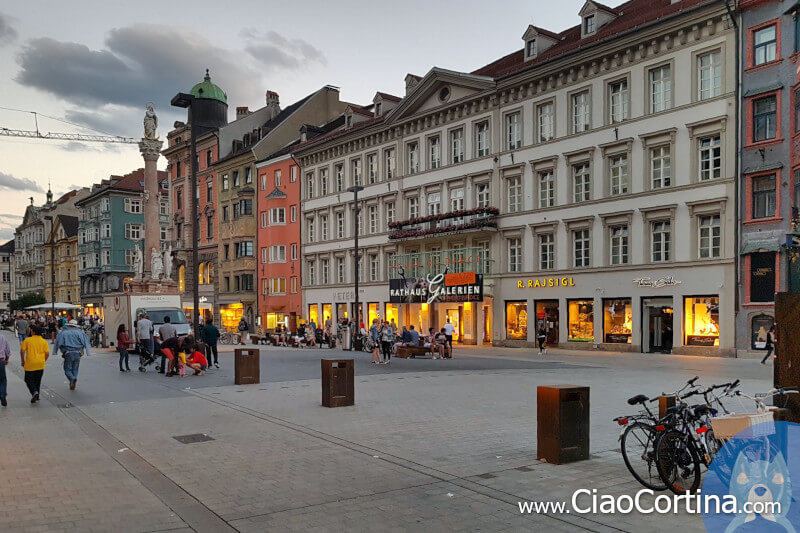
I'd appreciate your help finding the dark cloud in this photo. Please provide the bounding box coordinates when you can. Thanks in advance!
[0,12,17,45]
[0,172,44,193]
[243,29,326,70]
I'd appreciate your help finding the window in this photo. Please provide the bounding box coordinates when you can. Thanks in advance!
[506,112,521,150]
[238,199,253,216]
[506,301,527,340]
[291,166,297,182]
[206,181,213,203]
[330,212,341,239]
[527,39,537,57]
[539,233,554,270]
[429,137,441,169]
[235,241,254,258]
[610,226,628,265]
[206,216,213,240]
[408,197,419,219]
[124,250,134,267]
[572,91,590,133]
[753,25,777,66]
[222,174,229,190]
[508,237,522,272]
[507,176,521,213]
[320,215,328,240]
[604,299,632,344]
[307,262,316,285]
[427,192,441,215]
[269,207,286,225]
[651,146,671,188]
[698,214,721,258]
[269,277,286,295]
[608,80,628,123]
[233,170,240,187]
[609,154,629,195]
[100,198,109,212]
[124,198,142,214]
[573,229,590,267]
[697,51,722,100]
[368,205,378,233]
[450,129,464,164]
[245,168,252,184]
[102,250,110,266]
[223,244,230,260]
[291,205,297,223]
[369,255,379,282]
[176,161,182,178]
[476,183,491,208]
[269,245,286,262]
[651,221,671,262]
[568,300,594,342]
[260,172,267,191]
[475,122,489,157]
[584,14,595,34]
[291,243,298,260]
[367,154,377,183]
[222,205,229,222]
[385,202,395,224]
[649,65,672,113]
[573,163,591,203]
[351,159,362,185]
[274,170,281,187]
[699,135,721,181]
[535,171,554,208]
[384,149,395,179]
[753,95,777,142]
[239,274,254,292]
[750,253,776,302]
[260,212,267,228]
[336,257,345,283]
[450,188,464,211]
[206,150,213,167]
[407,143,419,174]
[752,174,777,219]
[261,247,268,264]
[102,224,111,239]
[125,224,142,240]
[307,218,315,243]
[685,296,720,346]
[537,101,554,142]
[320,168,328,196]
[321,259,329,284]
[335,164,344,191]
[796,88,800,133]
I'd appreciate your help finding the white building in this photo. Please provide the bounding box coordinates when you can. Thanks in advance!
[296,0,736,356]
[0,240,14,309]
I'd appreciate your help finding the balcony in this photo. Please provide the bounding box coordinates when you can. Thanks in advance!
[388,246,490,278]
[388,206,498,241]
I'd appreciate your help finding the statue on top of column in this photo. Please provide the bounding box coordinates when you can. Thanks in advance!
[143,103,159,140]
[151,247,164,279]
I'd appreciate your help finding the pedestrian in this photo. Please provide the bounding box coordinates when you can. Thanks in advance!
[537,324,547,356]
[0,329,10,406]
[370,319,383,364]
[158,315,178,342]
[237,317,249,345]
[117,324,132,372]
[380,321,393,364]
[20,325,49,403]
[443,318,455,355]
[47,316,57,342]
[200,317,220,368]
[136,313,154,360]
[15,314,29,344]
[53,319,91,390]
[761,325,776,365]
[185,349,208,375]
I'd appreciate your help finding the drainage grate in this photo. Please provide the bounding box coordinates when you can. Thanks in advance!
[173,433,215,444]
[515,466,534,472]
[476,473,496,479]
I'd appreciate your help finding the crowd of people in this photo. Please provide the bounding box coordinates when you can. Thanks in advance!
[129,313,219,376]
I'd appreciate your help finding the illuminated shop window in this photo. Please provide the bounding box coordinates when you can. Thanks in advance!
[603,299,632,344]
[684,296,719,347]
[506,301,528,340]
[178,265,185,292]
[568,300,594,342]
[308,304,319,326]
[750,314,773,350]
[384,303,398,326]
[265,313,286,330]
[322,304,332,325]
[368,303,380,325]
[337,303,348,321]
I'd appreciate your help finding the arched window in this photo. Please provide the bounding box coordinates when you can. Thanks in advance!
[207,263,214,284]
[198,263,205,285]
[178,265,185,292]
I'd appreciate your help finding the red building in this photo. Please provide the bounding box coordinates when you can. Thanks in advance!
[255,153,302,331]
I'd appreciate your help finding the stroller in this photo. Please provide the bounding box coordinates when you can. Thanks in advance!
[137,339,159,373]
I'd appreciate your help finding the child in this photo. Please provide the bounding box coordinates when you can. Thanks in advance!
[177,351,187,377]
[186,350,208,375]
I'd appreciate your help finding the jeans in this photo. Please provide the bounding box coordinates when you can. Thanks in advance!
[0,361,6,399]
[143,338,154,357]
[207,343,218,365]
[17,333,26,343]
[63,351,81,381]
[118,348,130,370]
[24,369,43,395]
[381,341,392,360]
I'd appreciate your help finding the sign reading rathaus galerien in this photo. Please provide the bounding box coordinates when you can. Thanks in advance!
[389,270,484,304]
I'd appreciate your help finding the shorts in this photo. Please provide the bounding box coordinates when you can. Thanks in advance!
[200,365,207,371]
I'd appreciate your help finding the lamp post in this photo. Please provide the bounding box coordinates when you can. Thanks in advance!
[347,185,364,347]
[171,92,200,337]
[43,215,55,318]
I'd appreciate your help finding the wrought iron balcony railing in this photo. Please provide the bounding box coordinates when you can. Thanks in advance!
[388,206,498,240]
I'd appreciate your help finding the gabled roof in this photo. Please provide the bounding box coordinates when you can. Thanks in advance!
[375,92,402,102]
[256,115,346,164]
[57,215,79,238]
[265,187,287,199]
[0,240,14,254]
[77,169,168,205]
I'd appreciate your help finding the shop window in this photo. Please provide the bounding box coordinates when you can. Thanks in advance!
[684,296,719,346]
[308,304,319,326]
[337,303,348,321]
[505,301,528,340]
[750,252,776,302]
[265,313,286,330]
[368,303,380,325]
[751,314,774,350]
[568,300,594,342]
[322,304,332,325]
[603,299,631,344]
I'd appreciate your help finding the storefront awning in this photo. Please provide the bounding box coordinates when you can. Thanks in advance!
[740,239,781,255]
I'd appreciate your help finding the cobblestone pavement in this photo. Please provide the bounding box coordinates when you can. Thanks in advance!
[0,331,774,532]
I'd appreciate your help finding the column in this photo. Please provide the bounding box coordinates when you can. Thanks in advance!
[139,139,164,278]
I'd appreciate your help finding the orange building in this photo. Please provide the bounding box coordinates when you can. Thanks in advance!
[255,153,302,331]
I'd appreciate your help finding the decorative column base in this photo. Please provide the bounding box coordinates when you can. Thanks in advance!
[125,279,180,295]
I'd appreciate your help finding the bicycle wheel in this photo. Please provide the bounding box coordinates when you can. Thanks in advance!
[655,430,702,494]
[620,422,667,491]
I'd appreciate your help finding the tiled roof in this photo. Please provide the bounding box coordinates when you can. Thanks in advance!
[472,0,714,79]
[79,169,168,204]
[257,115,347,163]
[0,240,14,254]
[57,215,79,238]
[349,106,374,118]
[375,92,402,102]
[293,115,386,155]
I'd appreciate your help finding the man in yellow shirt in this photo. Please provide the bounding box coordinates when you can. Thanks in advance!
[20,325,49,404]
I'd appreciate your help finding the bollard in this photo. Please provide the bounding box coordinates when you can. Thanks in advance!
[658,395,676,418]
[234,348,260,385]
[321,358,354,407]
[537,385,590,464]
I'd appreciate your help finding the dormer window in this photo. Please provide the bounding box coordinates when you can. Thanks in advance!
[584,15,595,34]
[346,115,353,128]
[527,39,537,58]
[376,102,382,116]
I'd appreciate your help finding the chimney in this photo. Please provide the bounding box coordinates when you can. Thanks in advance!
[236,106,251,119]
[266,90,281,120]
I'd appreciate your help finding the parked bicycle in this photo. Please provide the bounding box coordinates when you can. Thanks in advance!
[219,330,241,345]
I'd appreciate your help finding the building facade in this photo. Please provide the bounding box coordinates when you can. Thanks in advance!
[297,0,737,356]
[77,169,169,318]
[163,70,228,324]
[736,0,800,353]
[0,240,14,309]
[44,215,79,306]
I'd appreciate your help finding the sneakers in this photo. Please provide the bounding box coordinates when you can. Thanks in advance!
[31,393,39,403]
[69,379,76,390]
[214,362,219,369]
[1,396,6,406]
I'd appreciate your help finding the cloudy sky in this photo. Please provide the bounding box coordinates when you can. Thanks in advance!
[0,0,584,241]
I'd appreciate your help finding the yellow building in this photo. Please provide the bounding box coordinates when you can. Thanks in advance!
[44,215,80,308]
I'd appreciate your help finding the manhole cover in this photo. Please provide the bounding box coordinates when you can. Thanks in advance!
[173,433,215,444]
[515,466,534,472]
[476,473,496,479]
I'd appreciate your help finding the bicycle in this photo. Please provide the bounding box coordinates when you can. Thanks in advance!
[219,331,240,345]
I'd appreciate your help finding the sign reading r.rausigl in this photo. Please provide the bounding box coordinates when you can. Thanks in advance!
[390,271,483,304]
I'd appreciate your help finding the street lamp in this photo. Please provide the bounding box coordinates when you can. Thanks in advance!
[43,215,55,318]
[347,185,364,347]
[171,92,200,337]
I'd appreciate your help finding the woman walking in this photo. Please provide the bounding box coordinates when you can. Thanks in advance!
[537,324,547,356]
[370,319,383,364]
[761,325,776,364]
[117,324,132,372]
[380,321,393,364]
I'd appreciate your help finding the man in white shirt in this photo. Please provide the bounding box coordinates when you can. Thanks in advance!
[136,314,154,358]
[443,319,455,356]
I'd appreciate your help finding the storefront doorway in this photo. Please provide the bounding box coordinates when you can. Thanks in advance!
[642,298,673,353]
[535,300,559,345]
[445,308,461,341]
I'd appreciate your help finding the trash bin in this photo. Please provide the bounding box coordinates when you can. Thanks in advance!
[353,336,363,352]
[234,348,260,385]
[341,331,351,351]
[321,358,354,407]
[537,385,589,464]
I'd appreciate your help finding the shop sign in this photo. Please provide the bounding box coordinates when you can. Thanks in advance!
[389,270,483,304]
[632,276,681,288]
[516,277,575,288]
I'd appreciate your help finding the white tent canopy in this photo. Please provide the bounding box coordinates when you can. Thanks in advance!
[25,303,81,311]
